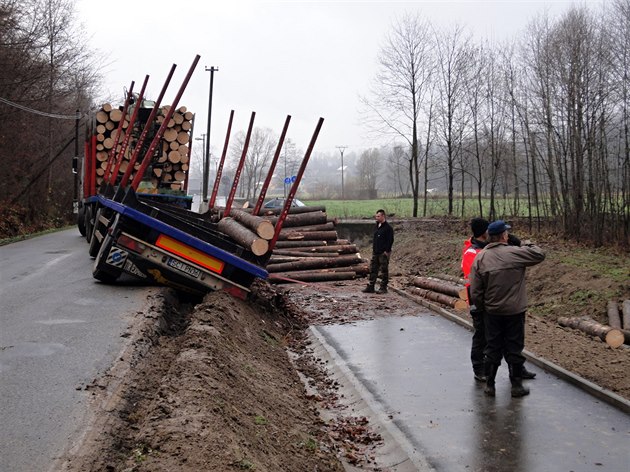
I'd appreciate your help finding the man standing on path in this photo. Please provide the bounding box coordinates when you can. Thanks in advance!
[462,219,537,383]
[362,209,394,294]
[469,220,545,397]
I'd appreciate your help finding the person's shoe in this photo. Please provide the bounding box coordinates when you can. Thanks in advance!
[484,364,499,397]
[376,286,388,294]
[474,371,487,382]
[362,285,375,293]
[510,378,530,397]
[522,366,536,379]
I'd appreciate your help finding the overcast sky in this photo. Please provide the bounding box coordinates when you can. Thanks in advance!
[75,0,603,160]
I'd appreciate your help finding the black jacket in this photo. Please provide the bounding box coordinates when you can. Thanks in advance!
[373,221,394,255]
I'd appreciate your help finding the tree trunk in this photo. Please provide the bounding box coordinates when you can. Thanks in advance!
[269,271,357,283]
[265,211,328,228]
[410,287,468,311]
[278,222,335,233]
[277,230,338,241]
[622,300,630,330]
[607,301,622,329]
[558,316,625,348]
[217,217,269,256]
[230,209,275,240]
[274,240,327,248]
[272,250,339,258]
[266,254,363,273]
[258,205,327,216]
[275,244,358,254]
[411,276,463,298]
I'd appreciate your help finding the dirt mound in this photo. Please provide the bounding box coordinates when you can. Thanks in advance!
[62,287,344,472]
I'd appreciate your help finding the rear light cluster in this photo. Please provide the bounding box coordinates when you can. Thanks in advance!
[117,234,147,254]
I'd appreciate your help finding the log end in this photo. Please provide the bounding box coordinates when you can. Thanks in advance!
[252,238,270,256]
[605,329,625,348]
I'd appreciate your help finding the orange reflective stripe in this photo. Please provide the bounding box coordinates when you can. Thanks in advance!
[156,234,225,274]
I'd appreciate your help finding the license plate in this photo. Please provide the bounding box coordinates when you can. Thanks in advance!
[167,257,201,278]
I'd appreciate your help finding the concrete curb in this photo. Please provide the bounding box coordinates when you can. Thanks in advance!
[392,286,630,416]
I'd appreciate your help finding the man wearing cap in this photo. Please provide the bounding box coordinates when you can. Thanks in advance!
[469,220,545,397]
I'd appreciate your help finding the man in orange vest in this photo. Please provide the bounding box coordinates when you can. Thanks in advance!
[461,218,537,383]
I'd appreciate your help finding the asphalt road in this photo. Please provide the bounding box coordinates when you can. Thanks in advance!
[0,229,153,472]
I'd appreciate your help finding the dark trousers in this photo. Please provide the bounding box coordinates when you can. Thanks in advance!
[483,312,526,368]
[368,253,389,287]
[470,310,486,372]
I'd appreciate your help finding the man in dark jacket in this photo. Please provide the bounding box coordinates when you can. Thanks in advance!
[469,220,545,397]
[362,209,394,294]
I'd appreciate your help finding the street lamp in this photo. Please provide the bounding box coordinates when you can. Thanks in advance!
[336,145,347,200]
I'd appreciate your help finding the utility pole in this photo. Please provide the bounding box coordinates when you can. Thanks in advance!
[336,145,347,200]
[203,66,218,202]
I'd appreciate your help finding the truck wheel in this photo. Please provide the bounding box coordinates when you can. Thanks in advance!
[84,205,95,243]
[93,234,120,284]
[77,206,86,237]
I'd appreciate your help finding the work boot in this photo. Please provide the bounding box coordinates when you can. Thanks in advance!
[376,285,388,294]
[484,364,499,397]
[473,367,487,382]
[522,365,536,379]
[509,364,530,397]
[362,284,375,293]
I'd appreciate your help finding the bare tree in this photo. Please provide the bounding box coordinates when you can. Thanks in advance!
[356,148,381,197]
[361,13,434,216]
[229,127,277,201]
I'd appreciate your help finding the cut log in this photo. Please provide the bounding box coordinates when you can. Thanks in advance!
[217,217,269,256]
[229,209,275,240]
[176,131,189,144]
[269,271,356,283]
[558,316,625,348]
[278,222,335,234]
[258,205,327,216]
[410,287,468,311]
[272,250,339,258]
[163,128,178,142]
[436,273,467,286]
[266,254,364,273]
[277,230,338,241]
[622,300,630,330]
[275,244,358,254]
[274,240,327,248]
[95,110,108,123]
[411,276,463,298]
[102,103,112,112]
[266,211,328,228]
[607,301,622,329]
[109,108,123,122]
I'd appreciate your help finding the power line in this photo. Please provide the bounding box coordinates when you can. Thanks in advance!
[0,96,81,119]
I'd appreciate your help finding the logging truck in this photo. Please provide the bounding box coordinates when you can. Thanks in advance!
[80,56,326,298]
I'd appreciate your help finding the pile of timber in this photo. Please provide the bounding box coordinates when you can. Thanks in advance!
[215,204,367,283]
[558,299,630,348]
[409,276,468,311]
[92,103,193,192]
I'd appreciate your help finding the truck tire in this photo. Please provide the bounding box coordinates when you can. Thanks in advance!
[93,233,120,284]
[77,205,86,237]
[84,204,95,243]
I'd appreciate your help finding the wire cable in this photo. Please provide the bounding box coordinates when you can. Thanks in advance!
[0,96,81,119]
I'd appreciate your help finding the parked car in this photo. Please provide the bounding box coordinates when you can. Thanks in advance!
[263,197,306,209]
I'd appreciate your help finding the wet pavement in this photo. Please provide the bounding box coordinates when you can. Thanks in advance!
[313,308,630,472]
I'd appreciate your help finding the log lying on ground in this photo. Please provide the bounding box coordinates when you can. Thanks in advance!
[622,300,630,329]
[607,301,622,329]
[272,249,340,258]
[558,316,625,348]
[269,271,357,283]
[277,230,338,241]
[274,240,327,248]
[279,222,335,234]
[266,254,364,273]
[276,244,358,254]
[411,276,464,299]
[229,209,275,240]
[217,217,269,256]
[410,287,468,311]
[436,273,467,286]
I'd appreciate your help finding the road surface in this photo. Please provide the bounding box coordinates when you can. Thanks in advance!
[0,229,153,472]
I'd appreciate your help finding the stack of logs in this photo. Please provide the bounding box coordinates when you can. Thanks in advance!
[92,103,193,192]
[409,276,468,311]
[558,300,630,348]
[214,205,368,282]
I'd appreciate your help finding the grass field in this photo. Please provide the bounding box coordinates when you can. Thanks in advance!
[304,197,532,219]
